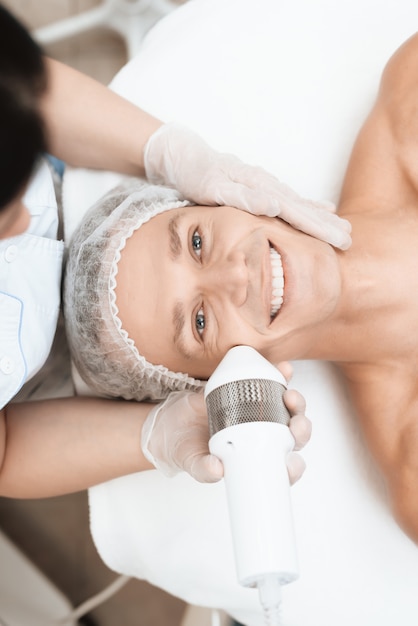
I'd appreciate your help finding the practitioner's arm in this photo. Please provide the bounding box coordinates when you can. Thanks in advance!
[40,59,351,250]
[40,58,162,176]
[0,388,311,498]
[0,397,154,498]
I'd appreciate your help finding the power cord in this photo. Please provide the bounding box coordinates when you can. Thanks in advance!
[48,574,131,625]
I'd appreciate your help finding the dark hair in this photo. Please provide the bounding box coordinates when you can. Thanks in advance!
[0,5,48,210]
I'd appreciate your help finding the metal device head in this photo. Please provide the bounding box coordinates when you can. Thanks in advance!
[206,377,290,438]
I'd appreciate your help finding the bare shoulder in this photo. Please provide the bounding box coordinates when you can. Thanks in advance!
[340,362,407,464]
[337,37,418,208]
[341,362,418,542]
[340,33,418,207]
[391,416,418,543]
[379,33,418,143]
[381,33,418,89]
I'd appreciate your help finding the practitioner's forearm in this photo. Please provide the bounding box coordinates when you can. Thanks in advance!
[40,59,162,176]
[0,397,154,498]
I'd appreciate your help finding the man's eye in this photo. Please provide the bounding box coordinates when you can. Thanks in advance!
[195,308,205,336]
[192,230,202,257]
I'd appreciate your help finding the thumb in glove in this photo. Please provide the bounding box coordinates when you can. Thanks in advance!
[141,390,223,483]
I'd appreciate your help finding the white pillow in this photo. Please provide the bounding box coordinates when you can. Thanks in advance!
[63,1,418,624]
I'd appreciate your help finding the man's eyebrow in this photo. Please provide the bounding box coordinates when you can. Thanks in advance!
[168,214,182,260]
[173,301,193,360]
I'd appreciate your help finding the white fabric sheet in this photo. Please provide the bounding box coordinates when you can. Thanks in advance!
[63,1,418,624]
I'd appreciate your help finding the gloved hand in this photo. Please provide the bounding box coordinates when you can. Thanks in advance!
[141,369,311,484]
[144,122,352,250]
[141,391,223,483]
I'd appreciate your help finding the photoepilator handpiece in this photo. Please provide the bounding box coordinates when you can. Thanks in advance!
[204,346,299,624]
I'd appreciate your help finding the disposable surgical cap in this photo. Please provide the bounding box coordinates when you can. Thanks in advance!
[64,179,205,402]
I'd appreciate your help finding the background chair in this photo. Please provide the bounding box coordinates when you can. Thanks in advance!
[34,0,183,59]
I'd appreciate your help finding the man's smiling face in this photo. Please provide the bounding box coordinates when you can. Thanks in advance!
[115,204,341,379]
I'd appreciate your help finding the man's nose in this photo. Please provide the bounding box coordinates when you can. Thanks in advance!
[204,250,248,306]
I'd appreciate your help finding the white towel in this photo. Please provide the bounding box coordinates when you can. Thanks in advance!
[87,361,418,626]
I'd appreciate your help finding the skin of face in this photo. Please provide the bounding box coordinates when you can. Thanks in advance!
[0,195,31,239]
[115,204,343,379]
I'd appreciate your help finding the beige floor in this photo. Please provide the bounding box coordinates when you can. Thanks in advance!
[0,1,221,625]
[7,0,128,85]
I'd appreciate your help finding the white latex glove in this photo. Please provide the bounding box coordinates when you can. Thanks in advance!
[141,391,223,483]
[141,375,311,485]
[144,122,352,250]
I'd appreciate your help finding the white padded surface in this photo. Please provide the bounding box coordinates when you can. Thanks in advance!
[63,1,418,624]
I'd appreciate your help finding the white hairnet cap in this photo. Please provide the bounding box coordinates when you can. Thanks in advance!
[64,179,205,402]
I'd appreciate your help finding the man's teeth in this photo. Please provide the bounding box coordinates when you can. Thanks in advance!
[270,247,284,319]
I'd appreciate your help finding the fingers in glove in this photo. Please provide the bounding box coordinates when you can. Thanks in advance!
[283,387,305,414]
[286,451,307,485]
[287,413,312,452]
[186,453,224,483]
[185,388,207,414]
[210,161,335,213]
[283,388,312,452]
[275,360,293,384]
[212,181,352,250]
[177,391,224,483]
